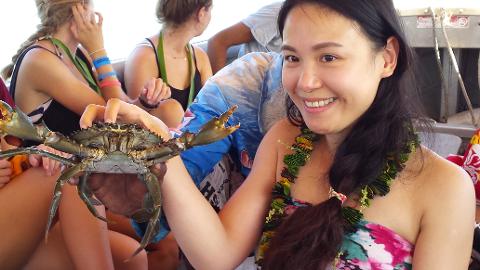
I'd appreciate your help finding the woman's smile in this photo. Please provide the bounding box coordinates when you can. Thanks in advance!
[302,97,337,113]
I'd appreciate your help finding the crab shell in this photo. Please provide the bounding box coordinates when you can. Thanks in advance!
[66,122,185,174]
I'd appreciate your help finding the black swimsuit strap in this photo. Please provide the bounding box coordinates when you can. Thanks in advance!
[10,45,58,100]
[145,38,162,77]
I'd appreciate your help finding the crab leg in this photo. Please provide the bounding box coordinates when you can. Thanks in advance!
[0,147,75,166]
[45,161,90,241]
[129,170,162,259]
[77,172,108,222]
[144,153,179,166]
[0,101,97,158]
[0,101,43,142]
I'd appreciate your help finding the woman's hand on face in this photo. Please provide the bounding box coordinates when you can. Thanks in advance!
[71,3,104,54]
[139,78,171,107]
[29,145,72,176]
[0,159,12,188]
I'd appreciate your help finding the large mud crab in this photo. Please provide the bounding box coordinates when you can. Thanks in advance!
[0,100,239,256]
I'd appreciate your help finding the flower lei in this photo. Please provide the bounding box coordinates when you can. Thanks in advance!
[255,125,419,266]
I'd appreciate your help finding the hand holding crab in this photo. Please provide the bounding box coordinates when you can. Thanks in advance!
[0,98,239,257]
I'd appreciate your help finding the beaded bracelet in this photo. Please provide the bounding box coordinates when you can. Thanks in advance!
[99,79,121,89]
[93,56,111,70]
[98,71,117,81]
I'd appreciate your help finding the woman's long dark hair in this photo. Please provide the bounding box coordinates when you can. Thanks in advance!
[262,0,422,269]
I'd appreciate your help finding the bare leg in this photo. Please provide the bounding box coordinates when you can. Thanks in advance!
[149,99,185,128]
[146,233,180,270]
[0,167,59,269]
[108,211,180,270]
[109,230,148,270]
[24,221,148,270]
[23,223,74,270]
[58,184,115,270]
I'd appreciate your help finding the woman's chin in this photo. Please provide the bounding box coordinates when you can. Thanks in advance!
[303,123,333,135]
[304,122,350,138]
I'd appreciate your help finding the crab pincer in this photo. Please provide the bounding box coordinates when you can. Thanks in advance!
[179,105,240,148]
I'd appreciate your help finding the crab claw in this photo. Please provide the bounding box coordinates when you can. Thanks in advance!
[179,105,240,148]
[0,100,43,142]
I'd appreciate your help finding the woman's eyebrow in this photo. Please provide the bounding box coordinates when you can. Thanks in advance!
[281,42,343,52]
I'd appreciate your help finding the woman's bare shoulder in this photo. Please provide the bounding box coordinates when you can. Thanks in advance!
[19,45,68,81]
[192,44,211,72]
[417,147,472,189]
[266,118,298,137]
[410,146,474,213]
[262,118,303,150]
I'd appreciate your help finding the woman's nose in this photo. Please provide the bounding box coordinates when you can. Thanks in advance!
[298,68,322,93]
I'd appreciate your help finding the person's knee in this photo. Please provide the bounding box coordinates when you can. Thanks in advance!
[146,234,180,269]
[122,249,148,270]
[110,231,148,270]
[153,99,184,128]
[146,233,179,255]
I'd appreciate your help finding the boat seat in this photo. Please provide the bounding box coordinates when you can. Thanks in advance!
[419,131,462,157]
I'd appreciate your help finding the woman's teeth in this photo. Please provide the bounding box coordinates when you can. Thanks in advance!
[304,98,336,108]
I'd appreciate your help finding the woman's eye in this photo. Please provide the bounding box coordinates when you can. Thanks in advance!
[321,55,337,62]
[284,55,299,62]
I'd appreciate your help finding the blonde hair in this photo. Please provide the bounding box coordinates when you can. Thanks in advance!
[156,0,212,27]
[1,0,89,79]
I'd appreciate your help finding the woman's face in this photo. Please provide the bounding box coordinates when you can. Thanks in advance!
[281,3,391,137]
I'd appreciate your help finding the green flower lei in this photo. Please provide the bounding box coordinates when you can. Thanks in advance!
[341,132,419,225]
[256,125,419,265]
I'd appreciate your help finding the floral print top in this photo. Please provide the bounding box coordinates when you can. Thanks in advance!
[337,219,413,270]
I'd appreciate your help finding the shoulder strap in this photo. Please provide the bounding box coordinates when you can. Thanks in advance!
[145,38,161,78]
[157,31,195,107]
[10,45,56,100]
[156,32,169,83]
[50,38,100,94]
[186,44,195,106]
[76,49,99,91]
[191,46,198,67]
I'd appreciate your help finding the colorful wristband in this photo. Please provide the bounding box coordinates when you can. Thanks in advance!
[99,79,121,89]
[98,71,117,81]
[93,56,111,69]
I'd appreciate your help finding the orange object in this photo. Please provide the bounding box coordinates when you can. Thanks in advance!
[9,155,30,178]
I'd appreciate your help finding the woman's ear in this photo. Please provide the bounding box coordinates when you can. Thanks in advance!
[70,20,78,38]
[196,6,208,22]
[381,36,399,78]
